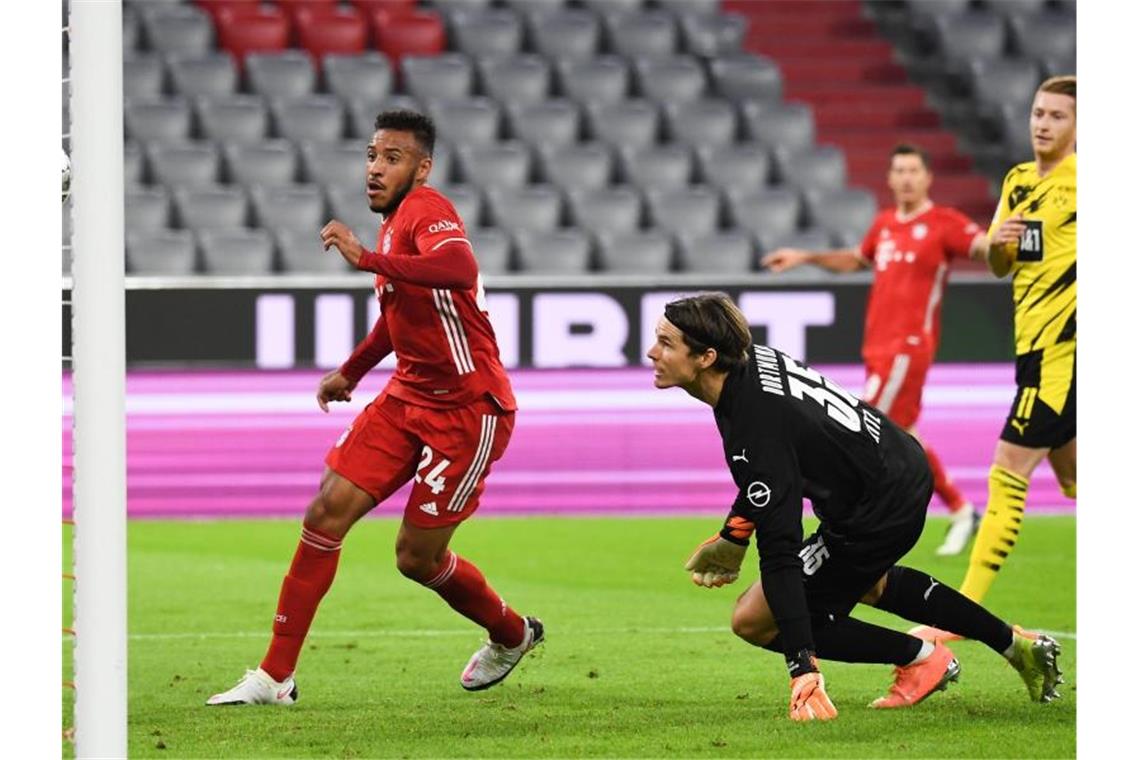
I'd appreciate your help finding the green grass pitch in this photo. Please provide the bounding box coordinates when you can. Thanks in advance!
[63,516,1075,758]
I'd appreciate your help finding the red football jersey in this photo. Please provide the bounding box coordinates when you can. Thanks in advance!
[858,204,980,358]
[371,185,516,411]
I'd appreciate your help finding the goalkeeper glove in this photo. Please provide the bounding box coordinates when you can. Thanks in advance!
[788,653,837,722]
[684,534,746,588]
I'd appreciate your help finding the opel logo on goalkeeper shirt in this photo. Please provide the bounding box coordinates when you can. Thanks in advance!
[747,481,771,508]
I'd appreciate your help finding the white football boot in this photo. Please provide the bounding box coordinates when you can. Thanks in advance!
[935,506,980,557]
[460,616,544,691]
[206,668,297,706]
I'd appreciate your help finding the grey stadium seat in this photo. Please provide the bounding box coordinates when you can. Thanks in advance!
[173,186,249,230]
[999,103,1034,162]
[196,95,270,144]
[250,185,327,233]
[803,188,877,246]
[903,0,972,19]
[1009,12,1076,61]
[679,12,747,58]
[989,0,1054,18]
[606,10,678,59]
[740,101,815,153]
[246,51,318,100]
[431,184,484,230]
[126,186,172,234]
[125,97,192,143]
[760,228,833,259]
[586,99,660,149]
[198,229,275,275]
[270,96,346,143]
[676,231,755,274]
[428,143,454,185]
[456,141,531,188]
[657,0,721,14]
[477,55,552,106]
[326,186,383,244]
[323,53,393,103]
[513,229,592,274]
[468,228,513,274]
[595,230,673,274]
[167,53,238,99]
[619,144,694,191]
[146,141,221,188]
[538,142,614,192]
[645,186,721,236]
[123,6,140,51]
[664,98,738,146]
[451,8,524,58]
[558,56,631,106]
[428,98,502,147]
[124,142,144,186]
[124,54,165,99]
[969,58,1043,109]
[933,11,1007,63]
[507,100,582,149]
[299,141,361,190]
[635,55,707,103]
[1039,54,1076,79]
[140,4,213,57]
[402,54,475,103]
[725,187,801,242]
[566,186,643,234]
[580,0,643,12]
[697,144,771,196]
[126,230,197,275]
[276,229,351,274]
[485,185,563,233]
[346,95,424,139]
[710,54,782,102]
[529,8,602,60]
[226,141,299,187]
[775,146,847,192]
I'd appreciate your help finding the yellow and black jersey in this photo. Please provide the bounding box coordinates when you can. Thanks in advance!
[989,153,1076,355]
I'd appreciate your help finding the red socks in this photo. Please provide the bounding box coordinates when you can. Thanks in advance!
[424,551,525,648]
[260,524,343,682]
[924,445,967,512]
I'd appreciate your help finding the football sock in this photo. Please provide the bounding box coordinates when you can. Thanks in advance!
[960,465,1029,602]
[876,565,1014,655]
[424,551,525,648]
[1061,481,1076,499]
[260,523,343,682]
[762,617,922,667]
[924,444,967,512]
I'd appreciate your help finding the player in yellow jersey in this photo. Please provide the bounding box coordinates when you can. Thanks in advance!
[917,77,1076,628]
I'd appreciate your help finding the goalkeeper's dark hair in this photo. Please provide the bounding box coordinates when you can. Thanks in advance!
[374,109,435,156]
[663,293,751,372]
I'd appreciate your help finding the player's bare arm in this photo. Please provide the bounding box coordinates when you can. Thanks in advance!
[986,213,1026,278]
[316,370,356,413]
[763,247,866,273]
[320,220,366,267]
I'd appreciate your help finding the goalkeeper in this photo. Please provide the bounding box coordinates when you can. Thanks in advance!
[649,294,1063,721]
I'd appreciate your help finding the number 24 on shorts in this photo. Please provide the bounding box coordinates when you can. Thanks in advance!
[415,445,450,495]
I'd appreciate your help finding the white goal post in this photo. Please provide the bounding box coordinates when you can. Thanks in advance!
[69,1,128,757]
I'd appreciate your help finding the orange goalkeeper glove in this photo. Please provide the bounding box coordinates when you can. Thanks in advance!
[684,534,746,588]
[789,670,838,722]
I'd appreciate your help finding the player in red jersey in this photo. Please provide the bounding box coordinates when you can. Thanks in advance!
[207,110,542,706]
[762,145,989,557]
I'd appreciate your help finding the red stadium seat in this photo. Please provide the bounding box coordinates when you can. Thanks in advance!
[277,0,341,23]
[215,5,291,62]
[194,1,257,25]
[350,0,418,16]
[296,7,368,59]
[371,9,446,61]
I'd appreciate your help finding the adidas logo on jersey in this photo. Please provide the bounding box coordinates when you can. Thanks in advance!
[418,501,439,516]
[428,220,462,234]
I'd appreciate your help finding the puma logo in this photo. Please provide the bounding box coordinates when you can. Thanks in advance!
[1010,419,1028,435]
[732,448,749,463]
[924,577,940,601]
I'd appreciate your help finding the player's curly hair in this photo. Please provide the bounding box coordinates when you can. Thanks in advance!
[664,293,751,372]
[374,109,436,156]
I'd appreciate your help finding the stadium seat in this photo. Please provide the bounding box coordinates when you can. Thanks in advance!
[125,97,193,143]
[566,185,643,234]
[196,95,270,144]
[326,185,383,243]
[776,146,847,192]
[678,12,747,58]
[529,8,602,60]
[606,10,678,59]
[664,98,738,146]
[276,0,342,23]
[198,229,276,274]
[299,141,361,190]
[276,228,351,273]
[657,0,720,14]
[969,57,1041,110]
[645,186,721,236]
[485,185,563,233]
[803,188,878,246]
[676,230,755,274]
[124,54,166,99]
[506,100,582,149]
[270,96,346,143]
[246,51,318,99]
[250,184,327,233]
[215,5,291,61]
[585,99,661,149]
[696,144,770,196]
[999,102,1034,162]
[296,6,368,59]
[933,11,1007,63]
[595,229,673,273]
[173,186,250,230]
[987,0,1054,20]
[1009,11,1076,65]
[346,94,423,139]
[146,141,221,188]
[428,143,454,185]
[123,7,141,52]
[125,186,172,234]
[167,53,239,98]
[323,53,393,103]
[468,228,513,274]
[402,54,475,102]
[450,7,524,58]
[1039,54,1076,79]
[557,56,631,106]
[537,142,615,192]
[513,229,592,274]
[619,144,694,191]
[902,0,972,18]
[634,56,707,103]
[371,9,446,61]
[477,55,553,107]
[759,228,833,259]
[226,141,299,187]
[725,187,801,242]
[580,0,643,13]
[124,142,145,186]
[126,230,198,275]
[710,54,782,102]
[140,4,214,57]
[431,184,484,230]
[428,98,502,147]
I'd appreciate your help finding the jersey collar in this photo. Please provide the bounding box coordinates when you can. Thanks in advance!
[894,200,933,224]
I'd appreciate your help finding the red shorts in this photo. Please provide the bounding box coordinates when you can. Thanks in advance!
[325,391,515,529]
[862,350,932,430]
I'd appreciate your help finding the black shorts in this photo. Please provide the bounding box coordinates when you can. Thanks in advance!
[1000,342,1076,450]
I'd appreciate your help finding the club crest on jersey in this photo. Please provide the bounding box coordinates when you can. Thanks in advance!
[382,229,393,255]
[747,481,771,508]
[912,223,928,240]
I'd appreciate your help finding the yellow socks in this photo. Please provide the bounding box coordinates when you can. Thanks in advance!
[959,465,1029,602]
